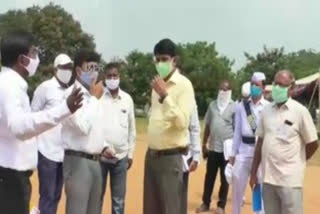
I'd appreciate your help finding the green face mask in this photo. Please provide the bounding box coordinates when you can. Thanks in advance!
[155,61,173,78]
[272,84,289,104]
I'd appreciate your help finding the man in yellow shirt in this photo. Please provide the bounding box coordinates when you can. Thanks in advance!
[143,38,196,214]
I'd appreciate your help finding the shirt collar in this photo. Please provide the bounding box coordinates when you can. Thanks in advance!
[167,69,182,84]
[1,66,28,92]
[249,97,266,106]
[272,97,293,110]
[105,88,123,100]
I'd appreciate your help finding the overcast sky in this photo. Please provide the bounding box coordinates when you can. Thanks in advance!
[1,0,320,70]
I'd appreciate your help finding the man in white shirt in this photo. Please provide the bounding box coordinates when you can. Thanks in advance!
[0,31,82,214]
[229,72,269,214]
[31,53,74,214]
[61,49,105,214]
[181,105,201,214]
[100,63,136,214]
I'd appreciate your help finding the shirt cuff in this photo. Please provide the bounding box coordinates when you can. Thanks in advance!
[162,95,174,112]
[128,150,134,159]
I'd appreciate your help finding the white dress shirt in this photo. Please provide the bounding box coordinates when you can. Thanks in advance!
[182,106,201,172]
[61,81,105,155]
[232,98,269,161]
[101,89,136,160]
[0,67,71,171]
[31,77,67,162]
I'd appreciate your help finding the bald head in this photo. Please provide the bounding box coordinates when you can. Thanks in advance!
[274,69,295,87]
[219,80,231,91]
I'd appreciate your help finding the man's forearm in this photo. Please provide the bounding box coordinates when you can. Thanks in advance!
[306,141,319,160]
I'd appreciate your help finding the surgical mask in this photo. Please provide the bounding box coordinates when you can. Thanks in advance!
[23,55,40,77]
[105,79,120,90]
[56,69,72,85]
[250,85,262,98]
[80,71,97,87]
[155,61,173,78]
[272,85,289,104]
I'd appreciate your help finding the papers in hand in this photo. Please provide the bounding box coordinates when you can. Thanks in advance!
[223,139,233,160]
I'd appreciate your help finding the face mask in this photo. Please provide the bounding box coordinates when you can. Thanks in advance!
[272,85,289,104]
[105,79,120,90]
[80,71,97,87]
[56,69,72,85]
[155,61,173,78]
[250,85,262,98]
[23,55,40,77]
[217,90,232,105]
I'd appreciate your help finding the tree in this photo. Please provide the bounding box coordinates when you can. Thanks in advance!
[0,3,96,93]
[237,46,287,85]
[177,42,235,116]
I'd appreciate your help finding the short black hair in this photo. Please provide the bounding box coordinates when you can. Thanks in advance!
[0,30,35,67]
[105,62,120,72]
[153,38,177,57]
[74,48,100,68]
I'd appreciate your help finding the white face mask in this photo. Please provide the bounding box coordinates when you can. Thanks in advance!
[56,69,72,85]
[217,90,232,106]
[105,79,120,90]
[23,55,40,77]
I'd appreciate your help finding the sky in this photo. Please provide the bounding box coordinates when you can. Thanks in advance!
[1,0,320,70]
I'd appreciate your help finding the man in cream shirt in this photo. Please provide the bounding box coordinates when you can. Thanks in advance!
[250,70,319,214]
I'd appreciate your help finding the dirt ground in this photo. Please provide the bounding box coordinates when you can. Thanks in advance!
[30,121,320,213]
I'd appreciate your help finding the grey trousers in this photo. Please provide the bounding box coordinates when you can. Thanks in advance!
[143,150,184,214]
[63,154,104,214]
[263,183,303,214]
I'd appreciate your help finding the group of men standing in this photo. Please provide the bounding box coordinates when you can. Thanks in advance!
[195,69,319,214]
[0,30,318,214]
[0,31,136,214]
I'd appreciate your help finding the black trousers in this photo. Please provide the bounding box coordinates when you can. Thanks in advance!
[202,151,229,209]
[0,166,33,214]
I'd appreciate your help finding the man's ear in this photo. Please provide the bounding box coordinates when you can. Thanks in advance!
[18,55,30,67]
[75,66,82,77]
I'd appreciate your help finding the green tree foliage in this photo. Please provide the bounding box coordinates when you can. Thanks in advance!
[237,46,286,85]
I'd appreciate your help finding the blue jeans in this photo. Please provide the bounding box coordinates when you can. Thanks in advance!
[38,152,63,214]
[101,157,128,214]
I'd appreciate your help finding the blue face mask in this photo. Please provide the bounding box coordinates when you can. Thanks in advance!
[80,72,92,87]
[250,85,262,98]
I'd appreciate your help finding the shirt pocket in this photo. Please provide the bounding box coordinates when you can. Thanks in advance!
[119,108,129,128]
[275,123,298,144]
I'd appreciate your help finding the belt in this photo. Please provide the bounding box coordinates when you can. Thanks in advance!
[65,150,100,161]
[148,147,188,157]
[0,166,33,177]
[242,136,255,144]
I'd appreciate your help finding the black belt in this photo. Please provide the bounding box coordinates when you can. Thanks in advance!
[148,147,188,157]
[242,136,256,144]
[65,150,100,161]
[0,166,33,177]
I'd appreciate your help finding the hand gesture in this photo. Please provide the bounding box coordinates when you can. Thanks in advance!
[66,87,83,113]
[151,76,168,99]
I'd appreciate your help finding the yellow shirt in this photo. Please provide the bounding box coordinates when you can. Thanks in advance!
[147,71,195,150]
[257,98,318,187]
